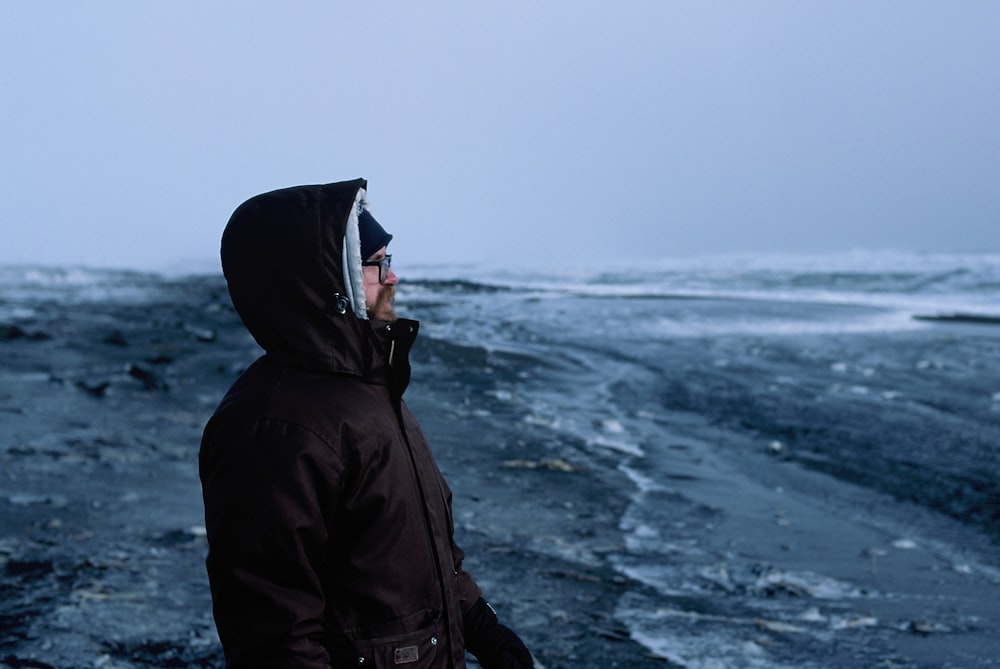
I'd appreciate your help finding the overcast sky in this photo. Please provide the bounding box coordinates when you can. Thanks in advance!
[2,2,998,272]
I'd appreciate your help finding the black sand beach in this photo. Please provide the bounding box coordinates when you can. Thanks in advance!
[2,269,999,668]
[0,273,663,668]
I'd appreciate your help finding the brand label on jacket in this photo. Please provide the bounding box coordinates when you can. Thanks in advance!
[394,645,419,664]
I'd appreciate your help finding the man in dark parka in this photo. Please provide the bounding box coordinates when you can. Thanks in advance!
[199,179,533,669]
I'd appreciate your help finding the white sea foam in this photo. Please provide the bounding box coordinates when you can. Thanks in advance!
[0,306,36,320]
[629,630,789,669]
[522,411,561,429]
[643,309,926,337]
[619,604,821,669]
[586,434,643,457]
[618,464,665,495]
[0,265,164,305]
[409,251,1000,335]
[486,389,513,401]
[753,567,866,600]
[601,418,625,433]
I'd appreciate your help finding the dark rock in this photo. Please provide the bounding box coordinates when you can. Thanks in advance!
[0,325,51,341]
[5,559,55,579]
[126,363,168,391]
[75,380,112,398]
[0,325,27,341]
[0,655,59,669]
[153,529,200,547]
[913,312,1000,325]
[103,331,130,347]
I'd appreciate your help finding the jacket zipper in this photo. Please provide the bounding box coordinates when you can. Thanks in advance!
[393,398,455,663]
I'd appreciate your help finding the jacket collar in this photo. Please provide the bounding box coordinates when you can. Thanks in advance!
[369,318,419,398]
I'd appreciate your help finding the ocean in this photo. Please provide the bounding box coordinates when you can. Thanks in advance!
[400,250,1000,668]
[2,250,998,667]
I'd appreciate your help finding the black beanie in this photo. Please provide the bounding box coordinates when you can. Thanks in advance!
[358,209,393,260]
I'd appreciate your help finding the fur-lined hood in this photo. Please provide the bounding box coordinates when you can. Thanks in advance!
[221,178,403,377]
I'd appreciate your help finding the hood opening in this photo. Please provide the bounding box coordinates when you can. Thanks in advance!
[343,189,368,320]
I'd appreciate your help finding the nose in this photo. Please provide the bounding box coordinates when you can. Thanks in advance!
[384,266,399,285]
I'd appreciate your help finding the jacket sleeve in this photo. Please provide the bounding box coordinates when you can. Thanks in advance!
[201,418,343,669]
[438,471,483,613]
[452,538,483,614]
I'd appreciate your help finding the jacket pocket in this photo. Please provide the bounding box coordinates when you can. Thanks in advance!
[348,611,442,669]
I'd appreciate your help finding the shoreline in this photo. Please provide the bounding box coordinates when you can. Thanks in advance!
[2,271,999,668]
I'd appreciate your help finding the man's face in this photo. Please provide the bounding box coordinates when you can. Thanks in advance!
[363,246,398,321]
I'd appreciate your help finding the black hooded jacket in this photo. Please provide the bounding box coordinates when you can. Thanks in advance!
[200,179,481,668]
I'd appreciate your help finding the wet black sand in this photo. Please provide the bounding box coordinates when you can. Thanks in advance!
[0,274,666,668]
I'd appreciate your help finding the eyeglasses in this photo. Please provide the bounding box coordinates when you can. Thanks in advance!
[361,254,392,284]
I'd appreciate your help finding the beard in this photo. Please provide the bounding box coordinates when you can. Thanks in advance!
[367,286,397,321]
